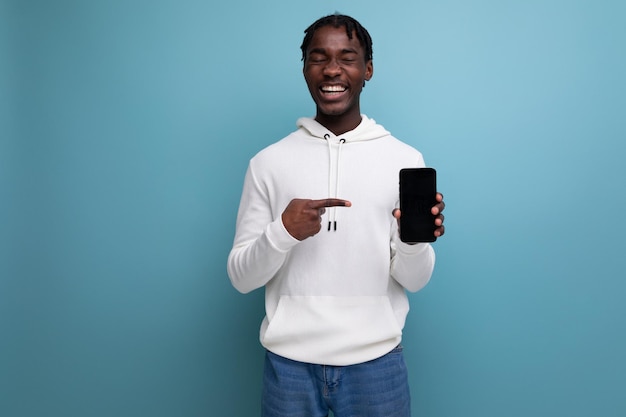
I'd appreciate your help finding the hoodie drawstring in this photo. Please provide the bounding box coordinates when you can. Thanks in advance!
[323,134,345,231]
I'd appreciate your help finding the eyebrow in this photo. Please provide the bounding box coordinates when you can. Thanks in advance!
[308,47,360,55]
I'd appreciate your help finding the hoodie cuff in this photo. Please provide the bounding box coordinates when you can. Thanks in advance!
[266,217,300,252]
[395,240,431,256]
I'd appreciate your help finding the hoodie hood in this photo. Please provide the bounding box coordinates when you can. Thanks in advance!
[296,114,390,142]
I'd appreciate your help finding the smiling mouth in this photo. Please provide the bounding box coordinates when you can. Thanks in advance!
[320,85,347,95]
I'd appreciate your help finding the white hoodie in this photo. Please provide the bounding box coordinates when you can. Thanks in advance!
[227,115,435,366]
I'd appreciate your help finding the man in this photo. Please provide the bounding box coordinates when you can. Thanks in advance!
[227,13,445,417]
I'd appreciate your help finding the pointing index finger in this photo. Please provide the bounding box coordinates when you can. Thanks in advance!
[309,198,352,209]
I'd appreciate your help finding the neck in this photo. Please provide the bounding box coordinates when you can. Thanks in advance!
[315,111,362,136]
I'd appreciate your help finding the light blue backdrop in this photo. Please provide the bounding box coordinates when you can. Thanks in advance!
[2,0,625,416]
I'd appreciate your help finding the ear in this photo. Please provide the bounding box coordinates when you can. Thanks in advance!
[365,60,374,81]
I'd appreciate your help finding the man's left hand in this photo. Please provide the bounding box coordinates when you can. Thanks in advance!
[392,192,446,239]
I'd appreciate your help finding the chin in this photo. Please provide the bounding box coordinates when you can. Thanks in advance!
[317,103,351,117]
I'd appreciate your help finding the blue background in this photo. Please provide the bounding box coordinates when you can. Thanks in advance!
[2,1,625,416]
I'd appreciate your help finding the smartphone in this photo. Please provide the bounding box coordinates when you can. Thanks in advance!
[399,167,438,243]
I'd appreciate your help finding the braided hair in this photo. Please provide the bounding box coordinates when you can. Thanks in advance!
[300,14,373,63]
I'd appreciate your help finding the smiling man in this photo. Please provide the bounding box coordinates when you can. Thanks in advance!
[303,21,373,134]
[227,14,445,417]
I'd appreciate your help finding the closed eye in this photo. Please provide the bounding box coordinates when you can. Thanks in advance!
[308,49,328,63]
[340,51,358,64]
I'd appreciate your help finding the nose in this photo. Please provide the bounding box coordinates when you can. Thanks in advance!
[323,59,341,76]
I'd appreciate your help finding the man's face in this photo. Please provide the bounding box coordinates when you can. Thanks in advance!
[303,25,373,121]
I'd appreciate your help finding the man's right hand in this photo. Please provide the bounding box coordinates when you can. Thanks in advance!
[282,198,352,241]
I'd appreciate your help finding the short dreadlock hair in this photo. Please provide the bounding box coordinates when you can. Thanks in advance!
[300,14,373,63]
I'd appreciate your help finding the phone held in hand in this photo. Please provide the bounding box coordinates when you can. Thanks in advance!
[399,168,437,243]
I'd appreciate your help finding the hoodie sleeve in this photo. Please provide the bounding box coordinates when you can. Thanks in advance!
[389,232,436,292]
[227,163,300,294]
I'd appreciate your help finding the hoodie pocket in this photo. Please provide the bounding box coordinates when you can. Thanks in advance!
[261,295,403,365]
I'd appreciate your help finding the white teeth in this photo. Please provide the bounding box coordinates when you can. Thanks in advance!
[322,85,346,92]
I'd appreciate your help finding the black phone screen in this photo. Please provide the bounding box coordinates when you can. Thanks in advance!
[399,168,437,243]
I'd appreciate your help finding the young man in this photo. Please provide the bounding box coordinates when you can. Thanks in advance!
[227,14,445,417]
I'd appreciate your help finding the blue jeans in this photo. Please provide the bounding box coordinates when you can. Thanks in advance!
[262,346,410,417]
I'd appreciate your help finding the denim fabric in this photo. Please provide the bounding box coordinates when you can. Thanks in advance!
[262,346,410,417]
